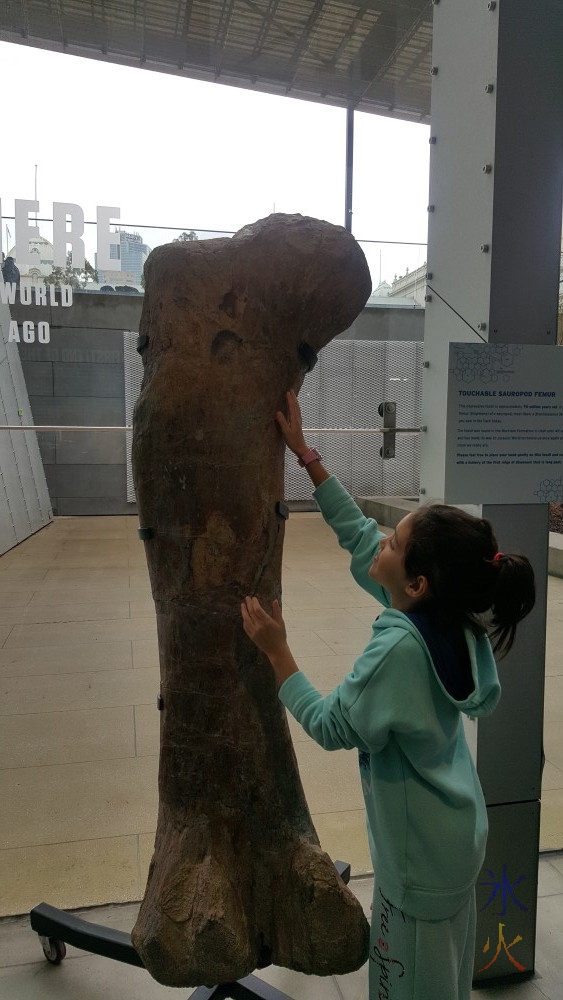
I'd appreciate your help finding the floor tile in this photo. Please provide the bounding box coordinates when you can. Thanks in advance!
[0,667,159,714]
[282,629,336,657]
[255,963,343,1000]
[543,723,563,771]
[533,890,563,999]
[296,654,357,692]
[283,608,363,631]
[132,639,159,669]
[472,980,552,998]
[543,676,563,726]
[317,626,372,655]
[4,616,157,648]
[27,586,142,605]
[0,953,194,999]
[312,809,372,876]
[138,832,155,885]
[0,836,142,917]
[134,704,159,757]
[294,740,365,815]
[536,856,563,898]
[0,588,35,608]
[0,625,13,645]
[0,602,131,626]
[0,756,159,851]
[129,600,157,619]
[0,706,135,768]
[0,568,49,584]
[541,761,563,792]
[0,640,133,677]
[539,789,563,851]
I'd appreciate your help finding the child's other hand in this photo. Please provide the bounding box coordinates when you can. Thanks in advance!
[241,597,299,685]
[241,596,287,657]
[276,390,308,458]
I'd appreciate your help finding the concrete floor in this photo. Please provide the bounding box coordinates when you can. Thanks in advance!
[0,511,562,998]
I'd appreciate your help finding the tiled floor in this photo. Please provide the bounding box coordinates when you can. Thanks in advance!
[0,511,562,998]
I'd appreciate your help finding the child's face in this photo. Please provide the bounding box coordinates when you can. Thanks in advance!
[368,513,420,610]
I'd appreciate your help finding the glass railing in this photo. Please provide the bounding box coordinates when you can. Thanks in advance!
[1,215,428,299]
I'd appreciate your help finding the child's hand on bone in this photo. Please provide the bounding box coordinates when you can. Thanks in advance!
[276,390,308,458]
[241,597,299,685]
[241,596,287,655]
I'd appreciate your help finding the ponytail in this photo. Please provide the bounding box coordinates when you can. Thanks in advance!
[404,505,536,658]
[488,553,536,657]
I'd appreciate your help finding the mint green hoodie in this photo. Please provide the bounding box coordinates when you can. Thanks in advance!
[279,476,501,921]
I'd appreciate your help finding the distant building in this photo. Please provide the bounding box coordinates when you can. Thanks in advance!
[96,230,151,288]
[5,235,55,288]
[388,261,428,307]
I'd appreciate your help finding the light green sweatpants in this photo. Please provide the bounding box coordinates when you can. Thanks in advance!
[369,884,476,1000]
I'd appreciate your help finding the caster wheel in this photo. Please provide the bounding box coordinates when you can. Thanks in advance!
[41,936,67,964]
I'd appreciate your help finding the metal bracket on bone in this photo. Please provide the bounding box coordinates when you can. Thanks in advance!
[275,501,289,521]
[137,527,154,541]
[298,341,318,372]
[136,335,149,354]
[378,401,397,459]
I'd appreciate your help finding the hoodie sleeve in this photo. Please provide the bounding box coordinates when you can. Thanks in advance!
[313,476,391,606]
[279,626,437,753]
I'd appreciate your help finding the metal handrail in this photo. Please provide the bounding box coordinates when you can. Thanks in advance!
[0,424,424,433]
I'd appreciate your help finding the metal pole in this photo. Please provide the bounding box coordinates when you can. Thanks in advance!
[345,106,354,232]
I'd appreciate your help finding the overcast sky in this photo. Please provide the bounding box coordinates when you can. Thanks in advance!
[0,40,431,287]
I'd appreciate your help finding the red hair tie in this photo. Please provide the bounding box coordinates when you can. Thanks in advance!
[493,551,504,562]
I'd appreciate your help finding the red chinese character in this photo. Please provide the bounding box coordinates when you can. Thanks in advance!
[478,922,526,973]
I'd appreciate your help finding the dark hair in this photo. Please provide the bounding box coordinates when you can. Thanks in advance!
[403,504,535,657]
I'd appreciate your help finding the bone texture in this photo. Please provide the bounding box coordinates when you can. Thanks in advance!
[131,214,372,986]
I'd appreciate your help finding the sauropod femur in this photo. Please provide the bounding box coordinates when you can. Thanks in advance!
[131,214,372,987]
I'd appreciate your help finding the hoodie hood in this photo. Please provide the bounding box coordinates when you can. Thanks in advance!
[373,607,501,719]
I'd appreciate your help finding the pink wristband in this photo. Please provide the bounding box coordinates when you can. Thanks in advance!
[298,448,322,467]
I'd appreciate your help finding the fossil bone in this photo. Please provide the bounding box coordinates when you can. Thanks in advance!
[131,214,372,987]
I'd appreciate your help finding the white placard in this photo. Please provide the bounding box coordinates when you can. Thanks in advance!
[445,343,563,504]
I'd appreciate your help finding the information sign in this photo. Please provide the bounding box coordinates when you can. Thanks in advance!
[445,343,563,504]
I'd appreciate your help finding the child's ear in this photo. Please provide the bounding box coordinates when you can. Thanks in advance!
[406,575,429,600]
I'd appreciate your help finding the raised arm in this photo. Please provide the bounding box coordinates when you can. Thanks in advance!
[276,389,330,487]
[277,389,389,605]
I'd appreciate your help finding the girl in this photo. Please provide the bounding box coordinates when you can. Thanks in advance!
[241,389,535,1000]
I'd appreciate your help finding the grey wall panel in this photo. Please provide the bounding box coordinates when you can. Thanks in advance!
[36,431,56,465]
[54,430,126,465]
[53,362,124,398]
[24,329,124,363]
[53,464,126,499]
[13,293,142,516]
[45,292,143,332]
[10,291,143,335]
[56,497,137,516]
[20,361,54,396]
[30,396,125,426]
